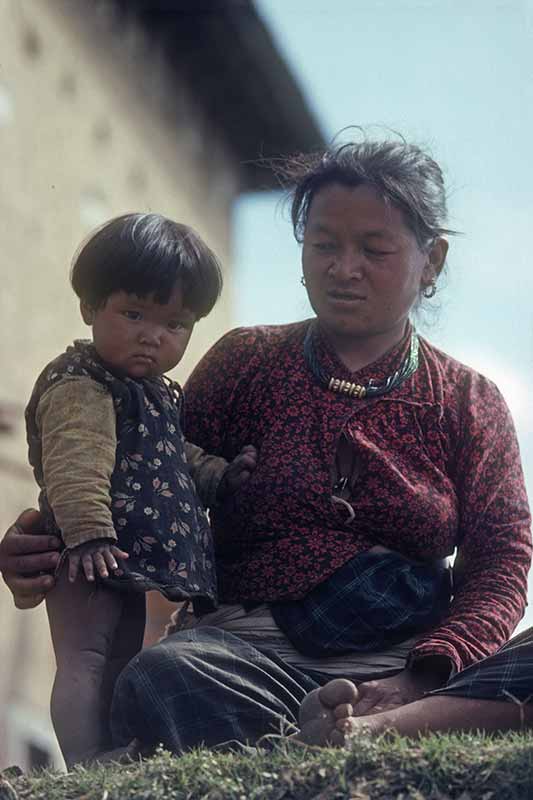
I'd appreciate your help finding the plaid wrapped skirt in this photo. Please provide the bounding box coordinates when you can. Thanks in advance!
[270,550,452,656]
[432,625,533,703]
[111,626,533,752]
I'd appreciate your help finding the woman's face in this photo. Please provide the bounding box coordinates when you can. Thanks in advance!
[302,183,446,348]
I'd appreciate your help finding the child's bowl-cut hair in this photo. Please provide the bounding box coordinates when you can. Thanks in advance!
[71,213,223,319]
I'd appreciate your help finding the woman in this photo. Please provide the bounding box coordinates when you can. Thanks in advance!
[2,138,531,751]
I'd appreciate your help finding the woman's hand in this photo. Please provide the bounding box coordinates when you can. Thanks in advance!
[352,661,450,716]
[67,539,129,583]
[0,509,61,609]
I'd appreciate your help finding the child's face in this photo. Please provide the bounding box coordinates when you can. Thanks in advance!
[81,284,196,378]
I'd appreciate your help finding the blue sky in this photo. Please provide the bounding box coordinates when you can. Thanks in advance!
[234,0,533,625]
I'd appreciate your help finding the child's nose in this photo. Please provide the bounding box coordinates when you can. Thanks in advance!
[139,326,161,345]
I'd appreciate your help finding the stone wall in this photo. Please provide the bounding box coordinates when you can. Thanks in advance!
[0,0,241,769]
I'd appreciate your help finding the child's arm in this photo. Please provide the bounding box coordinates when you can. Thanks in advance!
[184,441,227,507]
[36,377,128,581]
[184,441,257,506]
[216,445,258,500]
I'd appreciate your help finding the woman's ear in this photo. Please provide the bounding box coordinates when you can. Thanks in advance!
[422,237,448,287]
[80,301,95,325]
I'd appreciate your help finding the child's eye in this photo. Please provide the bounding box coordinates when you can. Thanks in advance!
[123,310,142,321]
[167,320,184,331]
[168,318,193,331]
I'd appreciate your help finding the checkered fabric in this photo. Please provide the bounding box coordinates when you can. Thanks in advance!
[270,551,452,657]
[110,624,533,754]
[110,626,321,752]
[432,626,533,703]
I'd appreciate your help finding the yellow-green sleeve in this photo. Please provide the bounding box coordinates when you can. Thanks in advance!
[36,376,118,548]
[184,440,228,508]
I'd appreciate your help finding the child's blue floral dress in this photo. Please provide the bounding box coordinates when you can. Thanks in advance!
[26,340,217,611]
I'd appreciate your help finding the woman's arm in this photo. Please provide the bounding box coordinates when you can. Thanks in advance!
[183,326,267,455]
[0,509,60,608]
[349,377,531,717]
[409,377,532,673]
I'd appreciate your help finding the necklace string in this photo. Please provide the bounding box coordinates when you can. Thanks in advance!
[303,324,420,399]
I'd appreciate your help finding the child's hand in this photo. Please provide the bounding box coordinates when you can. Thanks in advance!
[67,539,129,583]
[217,445,258,501]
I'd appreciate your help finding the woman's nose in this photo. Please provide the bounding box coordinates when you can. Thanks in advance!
[329,248,364,280]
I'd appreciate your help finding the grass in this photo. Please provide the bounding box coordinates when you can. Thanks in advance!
[3,732,533,800]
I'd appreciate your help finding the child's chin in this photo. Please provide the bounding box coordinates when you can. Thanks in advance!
[126,364,156,379]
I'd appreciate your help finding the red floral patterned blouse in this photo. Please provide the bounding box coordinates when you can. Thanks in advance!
[183,321,532,673]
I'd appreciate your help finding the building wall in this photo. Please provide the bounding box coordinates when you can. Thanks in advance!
[0,0,241,770]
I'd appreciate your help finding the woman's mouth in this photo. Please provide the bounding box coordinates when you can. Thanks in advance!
[327,289,366,303]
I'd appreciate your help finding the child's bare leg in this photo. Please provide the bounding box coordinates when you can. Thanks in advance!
[296,678,360,746]
[335,695,533,743]
[101,591,146,715]
[46,568,124,767]
[95,591,146,762]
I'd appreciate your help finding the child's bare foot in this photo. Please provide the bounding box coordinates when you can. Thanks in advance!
[297,678,360,747]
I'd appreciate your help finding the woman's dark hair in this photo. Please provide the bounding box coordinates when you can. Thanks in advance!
[71,213,223,318]
[279,137,455,248]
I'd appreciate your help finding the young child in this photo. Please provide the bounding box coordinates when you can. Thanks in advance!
[25,213,257,767]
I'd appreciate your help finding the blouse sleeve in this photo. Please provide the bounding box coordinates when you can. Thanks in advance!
[183,326,264,455]
[409,377,532,674]
[36,376,118,548]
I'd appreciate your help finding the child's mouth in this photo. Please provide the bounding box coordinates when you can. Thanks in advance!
[132,354,156,365]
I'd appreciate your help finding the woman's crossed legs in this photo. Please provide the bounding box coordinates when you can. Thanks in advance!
[111,626,533,754]
[110,626,320,752]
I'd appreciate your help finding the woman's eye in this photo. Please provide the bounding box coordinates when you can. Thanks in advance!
[365,249,392,258]
[314,242,337,253]
[123,310,142,320]
[168,320,183,331]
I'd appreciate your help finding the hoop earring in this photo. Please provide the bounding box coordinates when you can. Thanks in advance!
[422,281,437,299]
[301,276,306,287]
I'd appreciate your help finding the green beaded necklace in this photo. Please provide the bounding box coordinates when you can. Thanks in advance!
[303,324,420,399]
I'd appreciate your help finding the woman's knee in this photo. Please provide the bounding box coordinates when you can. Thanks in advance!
[111,631,210,744]
[114,627,240,710]
[116,630,207,689]
[153,626,237,668]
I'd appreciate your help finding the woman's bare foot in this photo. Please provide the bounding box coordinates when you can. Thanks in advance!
[298,693,533,747]
[297,678,361,746]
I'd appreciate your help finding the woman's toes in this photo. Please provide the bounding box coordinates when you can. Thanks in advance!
[336,716,355,734]
[299,687,328,727]
[297,682,360,748]
[319,678,359,710]
[334,702,354,720]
